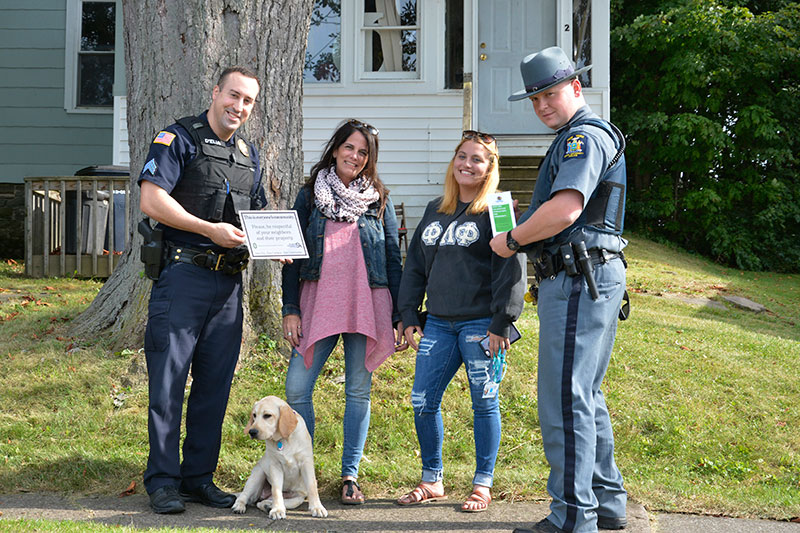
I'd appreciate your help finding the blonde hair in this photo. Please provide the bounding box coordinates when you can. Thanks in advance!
[438,137,500,215]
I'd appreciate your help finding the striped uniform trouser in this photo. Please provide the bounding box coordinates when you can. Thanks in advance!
[536,257,627,533]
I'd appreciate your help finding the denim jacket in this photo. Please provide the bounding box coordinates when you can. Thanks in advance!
[281,186,403,323]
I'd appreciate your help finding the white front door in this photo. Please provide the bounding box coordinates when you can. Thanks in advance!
[476,0,556,135]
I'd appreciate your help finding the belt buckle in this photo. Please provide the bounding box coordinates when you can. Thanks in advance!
[213,252,224,271]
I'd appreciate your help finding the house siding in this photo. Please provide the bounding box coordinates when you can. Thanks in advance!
[302,92,464,232]
[0,1,114,184]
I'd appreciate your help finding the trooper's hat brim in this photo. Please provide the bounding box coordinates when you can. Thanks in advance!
[508,64,592,101]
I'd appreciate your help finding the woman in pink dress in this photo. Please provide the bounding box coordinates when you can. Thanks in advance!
[280,119,405,505]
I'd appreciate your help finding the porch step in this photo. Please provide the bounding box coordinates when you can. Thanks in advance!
[498,156,541,212]
[498,156,542,284]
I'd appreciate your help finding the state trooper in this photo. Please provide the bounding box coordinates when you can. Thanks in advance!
[137,66,265,514]
[490,47,629,533]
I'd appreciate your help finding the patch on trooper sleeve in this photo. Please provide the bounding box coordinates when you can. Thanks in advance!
[153,131,176,146]
[563,134,587,160]
[143,158,158,175]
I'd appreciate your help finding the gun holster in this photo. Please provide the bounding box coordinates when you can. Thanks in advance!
[221,245,250,275]
[138,217,165,281]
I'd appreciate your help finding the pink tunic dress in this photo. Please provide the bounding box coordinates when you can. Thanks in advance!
[296,220,395,372]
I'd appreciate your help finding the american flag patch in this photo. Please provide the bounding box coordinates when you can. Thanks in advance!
[153,131,176,146]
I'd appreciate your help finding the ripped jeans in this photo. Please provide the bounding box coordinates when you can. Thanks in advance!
[410,314,500,487]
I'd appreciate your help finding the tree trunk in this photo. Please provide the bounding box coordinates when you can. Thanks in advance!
[69,0,313,351]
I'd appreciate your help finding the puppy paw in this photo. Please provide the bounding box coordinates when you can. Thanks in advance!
[231,500,247,514]
[310,503,328,518]
[268,506,287,520]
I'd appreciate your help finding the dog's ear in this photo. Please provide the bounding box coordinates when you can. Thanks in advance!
[245,410,255,435]
[278,404,298,439]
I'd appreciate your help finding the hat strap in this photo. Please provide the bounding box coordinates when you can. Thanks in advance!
[525,66,575,93]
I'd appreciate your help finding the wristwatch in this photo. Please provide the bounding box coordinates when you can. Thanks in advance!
[506,231,520,251]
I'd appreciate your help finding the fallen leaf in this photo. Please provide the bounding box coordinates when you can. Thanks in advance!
[6,258,18,265]
[680,346,693,351]
[43,286,55,290]
[119,481,137,497]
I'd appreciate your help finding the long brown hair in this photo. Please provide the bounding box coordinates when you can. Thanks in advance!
[438,137,500,215]
[305,119,388,217]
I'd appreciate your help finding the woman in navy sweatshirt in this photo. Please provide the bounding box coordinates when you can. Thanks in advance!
[396,131,526,512]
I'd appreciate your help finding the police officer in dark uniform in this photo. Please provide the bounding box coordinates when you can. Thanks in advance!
[490,47,628,533]
[137,66,264,514]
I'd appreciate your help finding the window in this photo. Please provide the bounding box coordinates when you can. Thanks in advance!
[362,0,419,78]
[444,0,463,89]
[573,0,591,87]
[305,0,342,83]
[65,0,117,112]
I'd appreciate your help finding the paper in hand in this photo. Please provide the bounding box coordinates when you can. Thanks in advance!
[488,191,516,237]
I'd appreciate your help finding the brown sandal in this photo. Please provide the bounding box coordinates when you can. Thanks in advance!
[341,479,365,505]
[460,489,491,513]
[397,484,448,506]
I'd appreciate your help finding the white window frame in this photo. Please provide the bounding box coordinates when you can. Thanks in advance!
[64,0,119,114]
[357,0,422,81]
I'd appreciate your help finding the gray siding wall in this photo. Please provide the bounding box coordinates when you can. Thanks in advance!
[0,1,113,184]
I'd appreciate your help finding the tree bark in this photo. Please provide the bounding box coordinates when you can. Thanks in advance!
[69,0,313,351]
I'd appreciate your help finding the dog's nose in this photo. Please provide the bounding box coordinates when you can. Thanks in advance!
[248,428,259,439]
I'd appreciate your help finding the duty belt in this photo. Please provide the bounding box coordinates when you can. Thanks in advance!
[167,245,249,275]
[533,248,626,282]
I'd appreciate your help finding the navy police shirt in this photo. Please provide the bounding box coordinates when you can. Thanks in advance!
[137,111,265,249]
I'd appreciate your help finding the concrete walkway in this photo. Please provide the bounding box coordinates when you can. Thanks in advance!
[1,493,798,532]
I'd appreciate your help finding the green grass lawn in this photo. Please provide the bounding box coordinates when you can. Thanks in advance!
[1,234,798,521]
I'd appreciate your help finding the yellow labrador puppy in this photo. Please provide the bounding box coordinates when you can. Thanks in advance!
[232,396,327,519]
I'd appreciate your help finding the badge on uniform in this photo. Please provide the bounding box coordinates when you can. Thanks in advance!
[564,134,587,160]
[237,138,249,157]
[153,131,176,146]
[143,158,158,175]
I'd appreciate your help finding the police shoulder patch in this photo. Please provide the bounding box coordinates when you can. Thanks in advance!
[143,158,158,176]
[563,134,587,160]
[153,131,176,146]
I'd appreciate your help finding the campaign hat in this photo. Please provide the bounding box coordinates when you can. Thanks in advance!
[508,46,592,101]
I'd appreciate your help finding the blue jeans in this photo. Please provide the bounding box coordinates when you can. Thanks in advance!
[285,333,372,479]
[410,315,500,487]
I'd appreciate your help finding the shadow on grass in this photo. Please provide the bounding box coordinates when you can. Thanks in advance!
[0,455,142,495]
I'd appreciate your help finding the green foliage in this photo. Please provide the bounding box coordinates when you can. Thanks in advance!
[612,0,800,271]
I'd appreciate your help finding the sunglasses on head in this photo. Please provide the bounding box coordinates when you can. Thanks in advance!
[462,130,496,144]
[347,119,379,136]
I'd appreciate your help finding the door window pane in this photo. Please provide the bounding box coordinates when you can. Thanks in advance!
[573,0,591,87]
[445,0,463,89]
[305,0,341,82]
[363,0,418,75]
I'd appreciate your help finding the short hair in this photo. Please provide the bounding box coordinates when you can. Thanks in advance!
[216,66,260,91]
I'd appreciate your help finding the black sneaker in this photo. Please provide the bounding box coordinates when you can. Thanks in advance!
[513,518,568,533]
[598,515,628,530]
[179,482,236,508]
[149,485,185,514]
